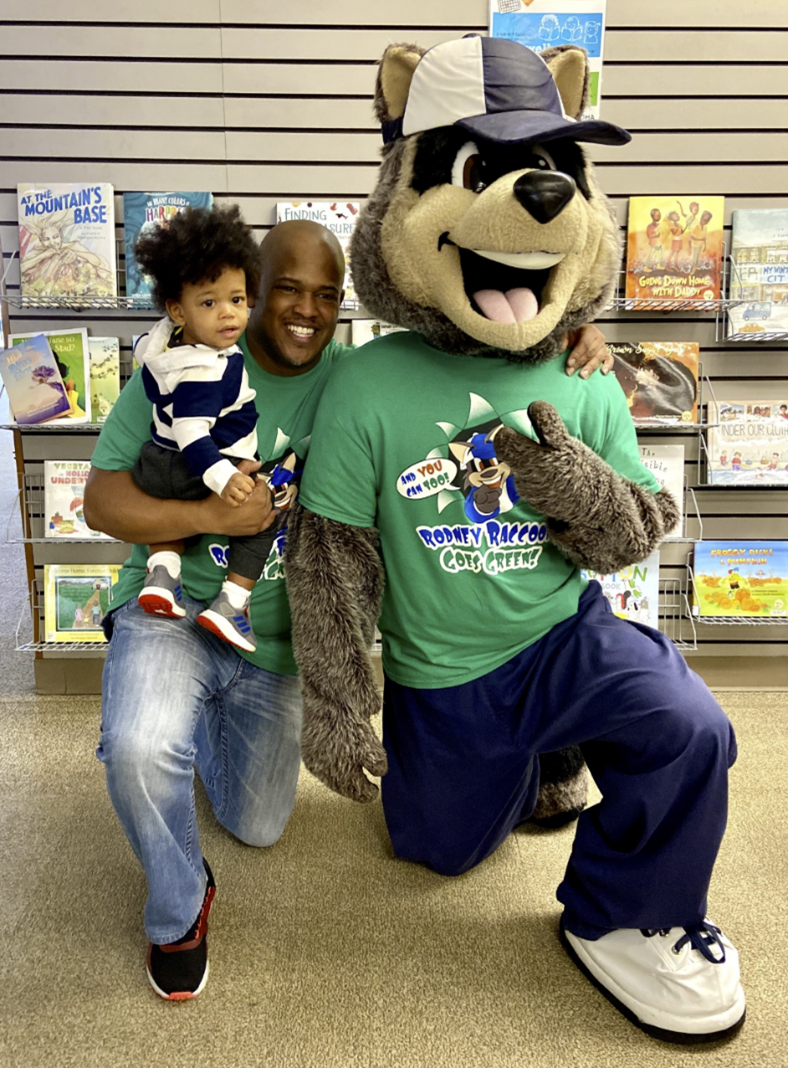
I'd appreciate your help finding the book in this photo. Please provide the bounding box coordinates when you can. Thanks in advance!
[43,563,121,642]
[123,192,214,299]
[9,328,92,424]
[0,334,71,425]
[350,319,407,347]
[625,196,725,304]
[692,541,788,619]
[17,182,117,299]
[638,444,685,537]
[43,461,110,539]
[582,549,660,629]
[606,341,699,425]
[727,208,788,339]
[706,399,788,486]
[88,336,120,422]
[488,2,607,120]
[275,202,360,308]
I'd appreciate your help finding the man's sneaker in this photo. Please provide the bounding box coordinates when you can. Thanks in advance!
[196,592,257,653]
[147,861,216,1001]
[138,565,186,619]
[560,917,745,1044]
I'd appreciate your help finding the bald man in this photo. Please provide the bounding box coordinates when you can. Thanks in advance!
[84,219,613,1000]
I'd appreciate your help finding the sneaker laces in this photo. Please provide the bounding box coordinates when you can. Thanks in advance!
[641,921,726,964]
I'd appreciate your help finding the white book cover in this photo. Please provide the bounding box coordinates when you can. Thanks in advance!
[582,549,660,629]
[275,201,360,308]
[727,208,788,340]
[638,444,685,537]
[17,182,117,299]
[88,336,120,422]
[488,1,607,120]
[43,461,110,539]
[707,399,788,486]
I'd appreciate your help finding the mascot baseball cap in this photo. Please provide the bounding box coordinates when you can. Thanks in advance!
[383,35,631,147]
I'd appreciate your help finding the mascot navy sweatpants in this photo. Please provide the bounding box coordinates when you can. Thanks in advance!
[380,582,736,941]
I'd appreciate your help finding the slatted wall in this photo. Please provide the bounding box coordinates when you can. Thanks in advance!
[1,0,786,685]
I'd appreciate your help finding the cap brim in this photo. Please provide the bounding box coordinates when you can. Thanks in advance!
[456,109,631,147]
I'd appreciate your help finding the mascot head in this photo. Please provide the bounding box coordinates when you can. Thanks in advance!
[351,36,631,364]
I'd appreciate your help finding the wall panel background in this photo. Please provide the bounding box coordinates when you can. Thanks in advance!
[1,0,786,679]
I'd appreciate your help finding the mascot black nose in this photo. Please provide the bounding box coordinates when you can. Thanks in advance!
[513,172,576,224]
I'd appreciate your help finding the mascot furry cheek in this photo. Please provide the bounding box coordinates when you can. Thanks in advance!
[285,37,679,808]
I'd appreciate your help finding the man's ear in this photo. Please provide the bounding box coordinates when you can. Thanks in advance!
[374,43,425,124]
[165,298,186,327]
[542,45,589,120]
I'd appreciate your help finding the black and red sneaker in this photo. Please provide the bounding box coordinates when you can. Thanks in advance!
[146,860,216,1001]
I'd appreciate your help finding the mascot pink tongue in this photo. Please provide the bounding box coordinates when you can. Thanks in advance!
[474,287,539,323]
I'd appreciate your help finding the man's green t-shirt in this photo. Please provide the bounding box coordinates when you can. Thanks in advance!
[90,332,351,675]
[299,332,661,689]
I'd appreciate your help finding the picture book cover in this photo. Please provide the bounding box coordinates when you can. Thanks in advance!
[88,336,120,422]
[638,443,685,537]
[606,341,699,425]
[10,328,92,424]
[625,196,725,304]
[43,563,121,642]
[17,183,117,299]
[123,192,214,299]
[350,320,407,347]
[275,201,360,308]
[0,334,71,425]
[727,208,788,339]
[43,461,110,539]
[693,541,788,619]
[582,549,660,629]
[706,399,788,486]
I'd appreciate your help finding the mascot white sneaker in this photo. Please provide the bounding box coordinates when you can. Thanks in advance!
[286,37,744,1044]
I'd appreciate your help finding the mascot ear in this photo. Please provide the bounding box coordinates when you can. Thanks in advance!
[375,43,425,124]
[541,45,589,121]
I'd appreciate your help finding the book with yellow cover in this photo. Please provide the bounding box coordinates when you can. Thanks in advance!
[43,563,120,642]
[625,196,724,303]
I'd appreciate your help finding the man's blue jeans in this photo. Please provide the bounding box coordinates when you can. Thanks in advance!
[96,598,302,945]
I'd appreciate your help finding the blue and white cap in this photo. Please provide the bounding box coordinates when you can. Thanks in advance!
[382,36,630,148]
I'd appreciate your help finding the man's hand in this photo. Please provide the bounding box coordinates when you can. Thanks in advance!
[221,471,256,506]
[564,323,613,378]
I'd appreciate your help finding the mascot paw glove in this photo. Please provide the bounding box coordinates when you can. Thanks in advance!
[301,707,388,803]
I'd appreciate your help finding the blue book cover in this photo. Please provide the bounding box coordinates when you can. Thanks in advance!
[123,192,214,298]
[0,334,71,425]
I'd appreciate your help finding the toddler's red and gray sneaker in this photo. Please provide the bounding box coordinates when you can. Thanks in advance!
[146,861,216,1001]
[560,916,745,1043]
[138,564,186,619]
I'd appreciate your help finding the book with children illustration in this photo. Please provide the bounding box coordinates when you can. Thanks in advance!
[625,196,725,304]
[43,461,111,539]
[88,336,120,422]
[488,2,607,120]
[9,327,92,424]
[123,192,214,299]
[706,399,788,486]
[275,201,360,308]
[606,341,699,426]
[582,549,660,629]
[43,563,121,643]
[692,541,788,619]
[638,444,685,537]
[727,208,788,340]
[17,183,117,300]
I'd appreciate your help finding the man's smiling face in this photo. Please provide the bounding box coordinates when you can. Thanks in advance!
[248,223,345,376]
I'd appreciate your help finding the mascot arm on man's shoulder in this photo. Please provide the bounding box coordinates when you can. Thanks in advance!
[286,504,387,802]
[496,401,680,574]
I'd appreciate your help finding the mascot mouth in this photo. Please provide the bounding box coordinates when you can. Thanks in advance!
[458,246,558,324]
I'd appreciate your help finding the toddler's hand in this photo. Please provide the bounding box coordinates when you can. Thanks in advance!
[221,471,255,506]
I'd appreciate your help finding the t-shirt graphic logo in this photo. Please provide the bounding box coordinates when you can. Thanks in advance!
[209,543,229,568]
[448,419,519,523]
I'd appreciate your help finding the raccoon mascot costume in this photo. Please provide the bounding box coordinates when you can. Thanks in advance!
[286,38,745,1044]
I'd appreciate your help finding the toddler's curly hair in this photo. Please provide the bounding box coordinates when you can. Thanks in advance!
[133,203,261,310]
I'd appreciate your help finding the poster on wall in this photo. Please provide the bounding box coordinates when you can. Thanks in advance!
[488,1,607,121]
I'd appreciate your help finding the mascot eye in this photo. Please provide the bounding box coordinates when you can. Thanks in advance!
[531,146,557,171]
[452,142,487,194]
